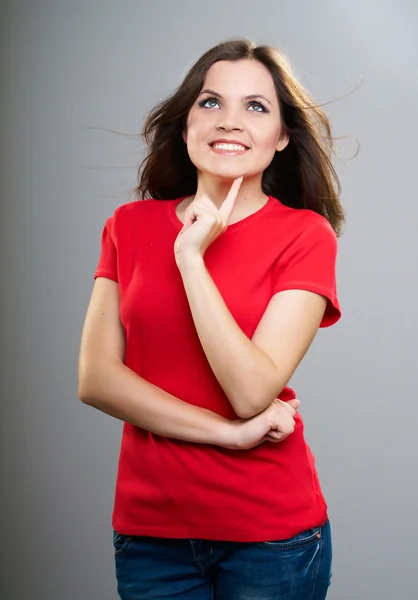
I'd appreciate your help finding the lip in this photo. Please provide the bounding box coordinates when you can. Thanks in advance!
[209,139,250,149]
[209,139,250,156]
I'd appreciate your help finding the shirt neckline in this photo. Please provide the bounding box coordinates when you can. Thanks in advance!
[168,194,278,233]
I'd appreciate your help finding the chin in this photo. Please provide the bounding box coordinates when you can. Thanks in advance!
[190,154,240,179]
[203,163,248,181]
[202,160,266,183]
[212,170,243,182]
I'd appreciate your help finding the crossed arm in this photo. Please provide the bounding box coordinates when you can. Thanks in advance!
[77,277,299,449]
[177,256,327,418]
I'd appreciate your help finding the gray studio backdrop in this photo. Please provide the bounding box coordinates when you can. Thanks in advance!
[1,1,417,599]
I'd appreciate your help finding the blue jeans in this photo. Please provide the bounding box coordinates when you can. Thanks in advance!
[113,520,332,599]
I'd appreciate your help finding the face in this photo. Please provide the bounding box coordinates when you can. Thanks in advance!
[183,59,289,182]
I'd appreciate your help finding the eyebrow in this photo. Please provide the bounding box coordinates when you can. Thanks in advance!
[199,88,272,106]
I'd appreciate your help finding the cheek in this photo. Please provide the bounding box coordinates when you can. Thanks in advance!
[185,120,212,163]
[186,111,206,137]
[184,132,203,166]
[186,108,220,143]
[184,118,206,168]
[256,126,283,151]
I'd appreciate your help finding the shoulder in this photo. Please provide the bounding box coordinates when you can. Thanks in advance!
[112,198,170,220]
[99,199,177,250]
[269,198,337,246]
[108,198,176,231]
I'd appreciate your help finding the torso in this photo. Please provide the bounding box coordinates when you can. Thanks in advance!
[94,196,339,542]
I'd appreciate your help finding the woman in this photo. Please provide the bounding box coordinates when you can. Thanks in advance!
[78,38,344,600]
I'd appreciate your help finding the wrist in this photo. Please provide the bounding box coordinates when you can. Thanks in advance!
[212,419,239,449]
[175,253,205,272]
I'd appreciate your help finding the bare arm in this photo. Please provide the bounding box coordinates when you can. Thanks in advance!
[177,258,326,418]
[78,277,233,446]
[77,278,298,448]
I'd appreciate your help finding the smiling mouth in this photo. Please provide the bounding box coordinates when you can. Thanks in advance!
[209,142,249,154]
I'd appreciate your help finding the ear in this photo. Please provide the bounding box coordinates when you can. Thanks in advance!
[276,131,290,152]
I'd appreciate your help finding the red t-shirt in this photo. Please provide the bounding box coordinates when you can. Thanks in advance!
[94,195,341,542]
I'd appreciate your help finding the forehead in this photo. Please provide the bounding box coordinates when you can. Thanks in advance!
[202,59,277,98]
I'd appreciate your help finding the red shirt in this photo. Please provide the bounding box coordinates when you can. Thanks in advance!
[94,195,341,542]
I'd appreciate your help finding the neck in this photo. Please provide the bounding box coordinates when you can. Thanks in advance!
[194,172,268,210]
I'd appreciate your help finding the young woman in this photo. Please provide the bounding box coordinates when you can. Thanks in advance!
[78,38,344,600]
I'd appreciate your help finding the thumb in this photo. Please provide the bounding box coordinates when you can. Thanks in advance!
[181,209,196,232]
[287,399,300,410]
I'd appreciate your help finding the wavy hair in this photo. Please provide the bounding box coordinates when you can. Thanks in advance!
[136,38,346,235]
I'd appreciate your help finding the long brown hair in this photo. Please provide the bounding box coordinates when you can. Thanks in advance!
[136,38,346,236]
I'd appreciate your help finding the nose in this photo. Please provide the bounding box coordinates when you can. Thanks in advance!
[216,111,243,132]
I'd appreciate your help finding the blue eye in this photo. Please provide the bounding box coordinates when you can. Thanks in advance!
[199,97,220,109]
[197,97,268,112]
[248,101,267,112]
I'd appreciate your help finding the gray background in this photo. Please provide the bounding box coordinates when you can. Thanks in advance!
[1,1,417,598]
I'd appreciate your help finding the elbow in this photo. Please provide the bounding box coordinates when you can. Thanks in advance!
[77,357,121,406]
[233,383,286,419]
[235,405,261,419]
[77,362,101,405]
[78,380,96,405]
[234,393,272,419]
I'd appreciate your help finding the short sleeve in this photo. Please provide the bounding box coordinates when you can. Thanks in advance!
[272,220,341,327]
[94,215,118,282]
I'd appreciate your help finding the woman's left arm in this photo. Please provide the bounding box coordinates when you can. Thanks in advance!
[177,256,327,418]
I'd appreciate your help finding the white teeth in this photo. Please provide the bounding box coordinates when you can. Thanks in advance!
[212,143,246,152]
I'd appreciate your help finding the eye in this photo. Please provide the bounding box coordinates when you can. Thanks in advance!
[198,97,220,109]
[247,101,268,113]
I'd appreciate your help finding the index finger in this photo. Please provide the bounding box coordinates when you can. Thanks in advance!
[219,176,243,221]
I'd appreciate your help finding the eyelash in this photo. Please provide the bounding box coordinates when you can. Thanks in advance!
[198,97,268,113]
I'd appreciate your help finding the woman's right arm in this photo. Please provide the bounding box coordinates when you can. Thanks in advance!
[78,278,298,449]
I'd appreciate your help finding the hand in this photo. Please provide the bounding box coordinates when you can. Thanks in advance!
[223,398,300,450]
[174,177,243,265]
